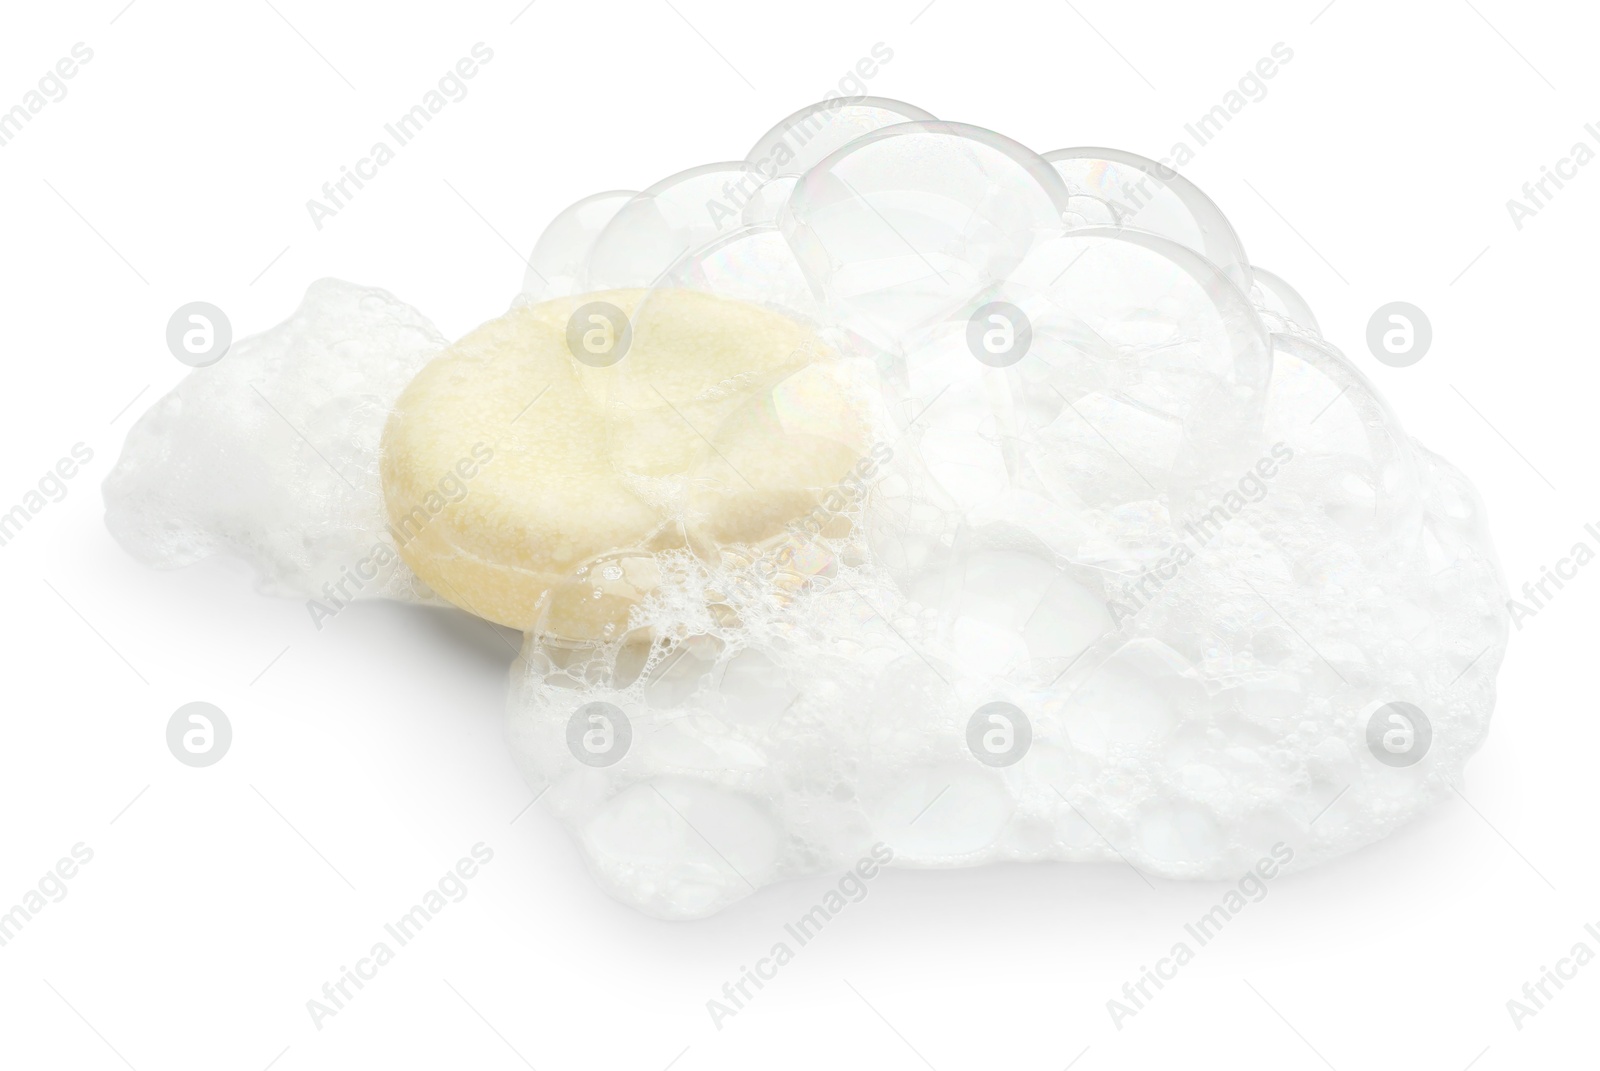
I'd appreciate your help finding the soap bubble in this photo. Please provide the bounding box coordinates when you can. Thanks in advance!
[740,175,797,226]
[780,120,1071,353]
[584,162,758,289]
[1250,265,1320,335]
[738,98,935,227]
[745,96,936,178]
[1262,331,1424,544]
[522,190,636,301]
[644,223,826,322]
[1043,146,1252,292]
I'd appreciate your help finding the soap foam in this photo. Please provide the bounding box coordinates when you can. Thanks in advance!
[105,279,445,606]
[501,114,1508,917]
[104,107,1510,919]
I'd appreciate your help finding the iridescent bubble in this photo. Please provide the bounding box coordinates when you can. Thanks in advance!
[584,162,760,289]
[745,96,936,179]
[1262,332,1422,540]
[1043,147,1251,291]
[521,190,636,302]
[648,224,826,323]
[742,99,933,231]
[780,120,1071,353]
[741,174,798,226]
[1251,265,1321,335]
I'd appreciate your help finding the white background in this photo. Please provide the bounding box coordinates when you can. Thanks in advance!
[1,1,1595,1068]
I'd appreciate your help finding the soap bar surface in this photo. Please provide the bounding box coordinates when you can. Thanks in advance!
[380,288,863,635]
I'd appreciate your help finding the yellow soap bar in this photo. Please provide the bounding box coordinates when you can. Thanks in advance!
[379,288,864,638]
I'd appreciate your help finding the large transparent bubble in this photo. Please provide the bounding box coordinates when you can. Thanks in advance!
[1044,146,1252,292]
[780,120,1071,353]
[745,96,936,178]
[583,162,758,289]
[1250,265,1321,335]
[521,190,636,302]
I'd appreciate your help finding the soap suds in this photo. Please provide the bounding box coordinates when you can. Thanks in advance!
[104,112,1509,919]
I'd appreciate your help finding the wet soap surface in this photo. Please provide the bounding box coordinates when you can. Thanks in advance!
[379,288,863,635]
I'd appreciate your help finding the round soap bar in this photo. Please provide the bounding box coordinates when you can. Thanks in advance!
[379,288,865,638]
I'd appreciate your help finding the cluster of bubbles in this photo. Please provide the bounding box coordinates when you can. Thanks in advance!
[502,100,1509,917]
